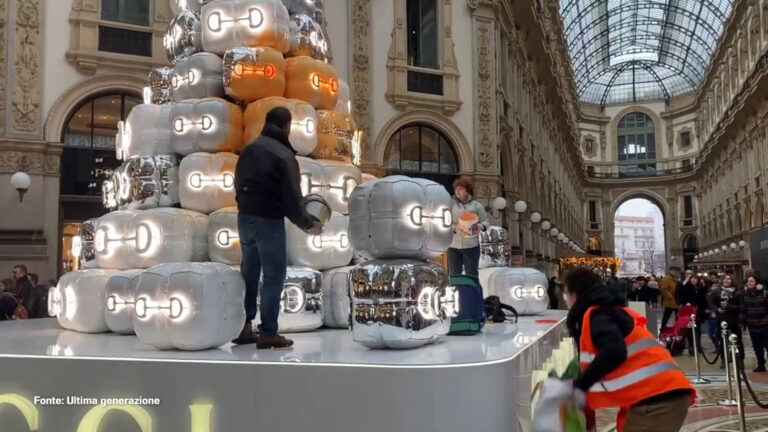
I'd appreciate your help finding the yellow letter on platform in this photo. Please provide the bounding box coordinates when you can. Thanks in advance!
[189,404,213,432]
[0,394,39,431]
[76,405,151,432]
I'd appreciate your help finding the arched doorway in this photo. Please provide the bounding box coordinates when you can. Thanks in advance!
[383,124,460,192]
[59,92,141,273]
[613,198,666,276]
[588,236,602,256]
[682,234,699,269]
[617,112,657,177]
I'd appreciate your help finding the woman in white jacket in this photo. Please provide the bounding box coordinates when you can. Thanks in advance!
[447,179,488,277]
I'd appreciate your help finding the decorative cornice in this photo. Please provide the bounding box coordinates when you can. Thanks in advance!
[0,141,63,176]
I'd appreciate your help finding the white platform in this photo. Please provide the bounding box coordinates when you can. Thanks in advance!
[0,311,567,432]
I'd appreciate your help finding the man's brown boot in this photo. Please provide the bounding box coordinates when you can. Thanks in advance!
[232,321,259,345]
[256,333,294,349]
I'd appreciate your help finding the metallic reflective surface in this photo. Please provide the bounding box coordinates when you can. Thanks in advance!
[111,154,180,210]
[349,259,457,349]
[334,78,351,114]
[164,10,203,63]
[78,219,98,269]
[313,109,355,162]
[286,211,351,270]
[321,265,354,328]
[171,52,225,101]
[178,151,238,213]
[282,0,323,22]
[244,96,317,155]
[349,176,453,260]
[170,98,244,155]
[479,226,510,268]
[104,269,143,335]
[119,104,174,159]
[284,55,338,109]
[208,206,241,265]
[302,193,331,224]
[223,47,286,103]
[479,267,549,316]
[287,13,327,60]
[133,262,246,350]
[201,0,291,55]
[170,0,210,14]
[148,67,175,104]
[297,157,361,215]
[258,266,323,332]
[49,269,119,333]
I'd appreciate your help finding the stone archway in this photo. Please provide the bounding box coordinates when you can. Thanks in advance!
[609,189,671,275]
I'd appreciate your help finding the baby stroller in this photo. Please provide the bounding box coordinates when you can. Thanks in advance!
[658,305,697,356]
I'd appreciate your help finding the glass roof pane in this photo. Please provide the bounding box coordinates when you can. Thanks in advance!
[560,0,734,105]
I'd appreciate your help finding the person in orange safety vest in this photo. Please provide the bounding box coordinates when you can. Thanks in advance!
[562,267,695,432]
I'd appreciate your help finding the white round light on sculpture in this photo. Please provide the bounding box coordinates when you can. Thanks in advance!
[530,211,542,223]
[11,171,30,203]
[739,240,747,248]
[513,200,527,214]
[493,197,508,211]
[730,242,738,250]
[550,227,559,237]
[540,220,551,231]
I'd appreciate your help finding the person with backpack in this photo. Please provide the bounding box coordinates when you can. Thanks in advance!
[562,267,694,432]
[740,274,768,372]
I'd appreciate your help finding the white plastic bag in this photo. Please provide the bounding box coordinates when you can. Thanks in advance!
[532,378,586,432]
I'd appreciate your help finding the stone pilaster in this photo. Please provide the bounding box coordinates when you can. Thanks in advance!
[351,0,373,164]
[468,0,497,173]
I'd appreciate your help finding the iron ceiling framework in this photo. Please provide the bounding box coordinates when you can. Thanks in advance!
[560,0,733,105]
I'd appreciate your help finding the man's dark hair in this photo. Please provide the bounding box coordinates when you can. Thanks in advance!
[635,276,646,282]
[13,264,27,274]
[28,273,38,285]
[264,107,292,131]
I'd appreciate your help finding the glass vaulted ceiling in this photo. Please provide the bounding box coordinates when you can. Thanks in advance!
[560,0,733,105]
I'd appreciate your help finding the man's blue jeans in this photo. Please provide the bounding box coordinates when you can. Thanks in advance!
[238,215,286,336]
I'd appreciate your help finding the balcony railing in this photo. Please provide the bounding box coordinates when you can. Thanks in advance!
[586,163,697,179]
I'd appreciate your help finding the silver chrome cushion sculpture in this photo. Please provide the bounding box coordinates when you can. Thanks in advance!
[208,206,241,265]
[286,211,352,270]
[479,226,510,268]
[170,98,244,155]
[349,260,458,349]
[321,265,354,328]
[478,267,549,316]
[164,10,203,63]
[74,219,98,269]
[348,176,453,260]
[148,67,175,104]
[49,269,119,333]
[178,151,238,213]
[111,154,180,211]
[104,269,143,335]
[257,266,323,332]
[171,52,225,101]
[117,103,174,160]
[287,13,327,60]
[201,0,291,55]
[296,156,361,215]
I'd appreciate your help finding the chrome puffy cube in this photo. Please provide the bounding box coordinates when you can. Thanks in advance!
[118,104,174,160]
[286,211,351,270]
[334,78,351,114]
[208,206,241,265]
[348,176,453,260]
[148,67,175,104]
[223,47,286,103]
[284,55,338,109]
[48,269,119,333]
[170,0,210,14]
[112,154,180,210]
[282,0,322,19]
[244,96,317,155]
[201,0,291,55]
[297,157,361,214]
[132,208,210,268]
[133,262,246,350]
[321,265,353,328]
[478,267,549,315]
[164,10,203,63]
[349,260,458,349]
[171,98,244,155]
[479,226,510,268]
[73,219,98,269]
[312,109,356,162]
[258,267,322,332]
[104,269,143,334]
[102,179,118,210]
[94,210,140,270]
[287,13,327,60]
[179,152,238,213]
[171,52,225,101]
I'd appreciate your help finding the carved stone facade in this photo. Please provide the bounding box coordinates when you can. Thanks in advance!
[12,0,42,135]
[385,0,461,115]
[0,0,6,136]
[351,0,372,165]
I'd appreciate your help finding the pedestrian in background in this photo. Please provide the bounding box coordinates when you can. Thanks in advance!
[660,271,678,329]
[740,275,768,372]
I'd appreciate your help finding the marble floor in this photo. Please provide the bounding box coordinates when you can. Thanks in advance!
[596,319,768,431]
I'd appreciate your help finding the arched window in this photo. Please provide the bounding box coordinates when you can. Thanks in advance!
[617,112,656,176]
[384,124,459,191]
[60,93,141,197]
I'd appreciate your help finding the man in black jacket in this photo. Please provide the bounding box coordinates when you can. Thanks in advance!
[234,107,323,348]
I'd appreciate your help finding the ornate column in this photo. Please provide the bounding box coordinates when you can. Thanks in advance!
[350,0,374,170]
[0,0,60,280]
[467,0,498,175]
